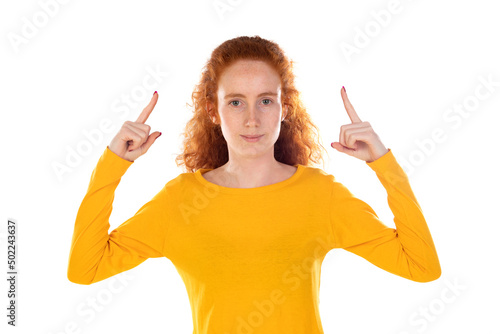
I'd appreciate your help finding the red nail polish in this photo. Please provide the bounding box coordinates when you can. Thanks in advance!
[342,86,346,93]
[158,132,162,137]
[154,91,157,95]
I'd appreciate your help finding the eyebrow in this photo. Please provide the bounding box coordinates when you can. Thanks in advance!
[224,92,278,99]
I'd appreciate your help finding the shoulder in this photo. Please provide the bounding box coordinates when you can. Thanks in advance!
[294,164,336,191]
[162,171,198,191]
[299,164,333,179]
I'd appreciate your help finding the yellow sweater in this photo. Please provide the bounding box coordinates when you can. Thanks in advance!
[67,146,441,334]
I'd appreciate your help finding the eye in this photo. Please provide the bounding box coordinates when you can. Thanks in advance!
[262,99,272,105]
[229,100,241,107]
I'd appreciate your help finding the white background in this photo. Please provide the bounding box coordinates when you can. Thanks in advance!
[1,0,499,333]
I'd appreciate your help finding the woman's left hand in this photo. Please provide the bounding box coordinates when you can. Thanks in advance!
[331,87,390,163]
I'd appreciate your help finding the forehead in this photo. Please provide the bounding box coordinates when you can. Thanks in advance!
[218,59,281,94]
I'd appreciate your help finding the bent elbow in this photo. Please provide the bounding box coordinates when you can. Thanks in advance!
[67,273,90,285]
[426,266,442,282]
[413,263,442,283]
[67,267,94,285]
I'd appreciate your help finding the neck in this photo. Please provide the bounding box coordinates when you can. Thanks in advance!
[220,154,285,188]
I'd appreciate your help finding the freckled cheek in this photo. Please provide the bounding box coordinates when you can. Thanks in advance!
[219,116,240,139]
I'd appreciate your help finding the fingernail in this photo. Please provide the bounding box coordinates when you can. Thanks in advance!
[153,91,157,95]
[158,132,162,138]
[342,86,346,93]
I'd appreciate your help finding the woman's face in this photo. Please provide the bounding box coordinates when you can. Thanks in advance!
[210,59,288,161]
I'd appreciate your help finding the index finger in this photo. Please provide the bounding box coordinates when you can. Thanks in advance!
[136,91,158,124]
[341,87,362,123]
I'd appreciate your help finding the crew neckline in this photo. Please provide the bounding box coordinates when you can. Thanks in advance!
[194,164,305,194]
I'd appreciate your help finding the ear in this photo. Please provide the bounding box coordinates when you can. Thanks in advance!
[282,104,288,121]
[206,101,218,124]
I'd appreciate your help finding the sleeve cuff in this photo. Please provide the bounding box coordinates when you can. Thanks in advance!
[366,148,400,172]
[365,148,410,183]
[96,146,134,177]
[366,148,393,168]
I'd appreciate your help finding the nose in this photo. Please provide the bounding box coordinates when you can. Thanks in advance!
[244,105,260,127]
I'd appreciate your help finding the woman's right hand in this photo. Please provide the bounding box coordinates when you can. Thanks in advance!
[109,91,162,162]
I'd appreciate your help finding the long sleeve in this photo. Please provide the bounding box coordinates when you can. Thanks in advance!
[329,148,441,283]
[67,146,169,285]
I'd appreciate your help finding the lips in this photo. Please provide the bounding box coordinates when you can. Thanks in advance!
[241,135,263,138]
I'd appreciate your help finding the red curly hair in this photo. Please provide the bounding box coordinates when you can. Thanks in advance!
[175,35,328,173]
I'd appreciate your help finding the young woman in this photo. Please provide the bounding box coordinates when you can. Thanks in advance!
[67,35,441,333]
